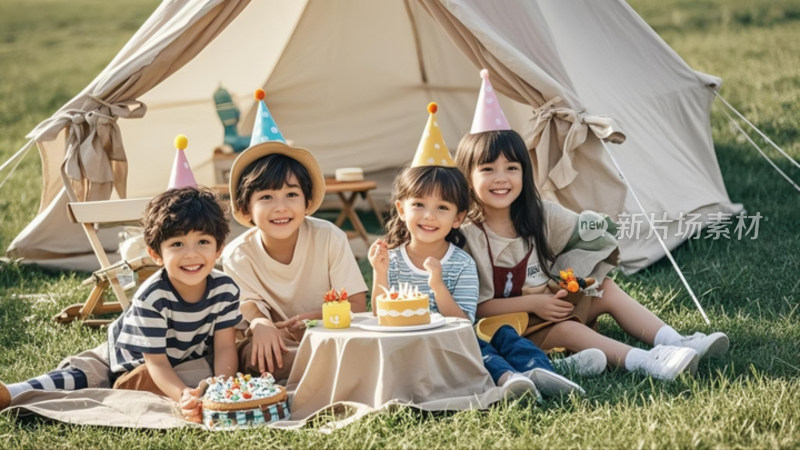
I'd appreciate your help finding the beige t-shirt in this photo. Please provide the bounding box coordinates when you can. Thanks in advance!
[221,216,368,323]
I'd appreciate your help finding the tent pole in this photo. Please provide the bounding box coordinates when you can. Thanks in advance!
[715,95,800,193]
[600,140,711,325]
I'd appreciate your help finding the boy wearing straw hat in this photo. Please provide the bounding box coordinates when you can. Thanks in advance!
[222,90,367,382]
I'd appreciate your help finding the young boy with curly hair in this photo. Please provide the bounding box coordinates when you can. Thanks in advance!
[0,187,241,423]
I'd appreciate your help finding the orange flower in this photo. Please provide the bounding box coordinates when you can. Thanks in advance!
[567,280,580,293]
[323,288,349,303]
[556,268,587,293]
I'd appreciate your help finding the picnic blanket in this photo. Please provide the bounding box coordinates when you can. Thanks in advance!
[4,385,505,431]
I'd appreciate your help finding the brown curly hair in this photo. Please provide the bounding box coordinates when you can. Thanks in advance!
[143,186,229,256]
[383,166,470,249]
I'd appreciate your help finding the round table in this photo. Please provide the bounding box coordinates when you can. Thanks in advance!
[285,312,495,419]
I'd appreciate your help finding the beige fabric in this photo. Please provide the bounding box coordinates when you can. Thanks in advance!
[56,344,114,389]
[27,0,250,203]
[112,356,214,397]
[6,389,186,429]
[8,0,251,264]
[420,0,627,217]
[5,315,504,430]
[221,217,368,323]
[9,0,741,274]
[463,201,618,303]
[53,343,214,393]
[286,314,499,420]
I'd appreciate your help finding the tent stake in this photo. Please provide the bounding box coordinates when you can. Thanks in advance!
[600,140,711,325]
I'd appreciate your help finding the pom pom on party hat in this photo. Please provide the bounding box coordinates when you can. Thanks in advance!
[470,69,511,134]
[168,134,197,189]
[250,89,286,146]
[411,102,456,168]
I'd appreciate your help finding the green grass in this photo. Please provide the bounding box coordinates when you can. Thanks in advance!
[1,0,799,448]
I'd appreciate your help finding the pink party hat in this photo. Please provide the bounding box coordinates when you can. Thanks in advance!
[168,134,197,189]
[470,69,511,134]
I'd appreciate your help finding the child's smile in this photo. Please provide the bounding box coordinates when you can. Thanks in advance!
[244,174,309,251]
[180,264,203,273]
[397,195,464,247]
[149,230,222,303]
[471,154,523,213]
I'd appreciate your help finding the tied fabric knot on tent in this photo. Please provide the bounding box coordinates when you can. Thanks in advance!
[34,98,146,202]
[527,96,626,194]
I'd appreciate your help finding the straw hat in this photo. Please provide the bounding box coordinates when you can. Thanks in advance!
[474,312,529,342]
[228,141,326,227]
[228,89,326,226]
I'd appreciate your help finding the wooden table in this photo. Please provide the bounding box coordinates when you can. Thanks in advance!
[324,178,384,246]
[285,313,495,420]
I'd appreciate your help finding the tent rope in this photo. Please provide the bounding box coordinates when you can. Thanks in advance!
[600,140,711,325]
[0,139,35,192]
[713,91,800,171]
[715,96,800,193]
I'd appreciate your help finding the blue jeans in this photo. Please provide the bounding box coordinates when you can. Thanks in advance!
[479,325,554,384]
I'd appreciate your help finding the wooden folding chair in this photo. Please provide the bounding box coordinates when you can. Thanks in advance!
[54,197,159,327]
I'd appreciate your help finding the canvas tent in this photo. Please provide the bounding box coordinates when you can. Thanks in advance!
[6,0,741,274]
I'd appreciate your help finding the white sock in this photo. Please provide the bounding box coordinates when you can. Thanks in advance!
[624,348,649,371]
[653,325,682,346]
[7,382,34,398]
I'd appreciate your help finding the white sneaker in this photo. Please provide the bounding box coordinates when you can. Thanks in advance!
[552,348,607,376]
[679,332,729,359]
[523,368,585,397]
[501,373,540,400]
[639,345,699,380]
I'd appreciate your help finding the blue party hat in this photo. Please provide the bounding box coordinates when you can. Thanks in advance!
[250,89,286,146]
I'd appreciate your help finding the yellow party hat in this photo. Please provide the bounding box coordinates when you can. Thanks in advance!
[411,102,455,167]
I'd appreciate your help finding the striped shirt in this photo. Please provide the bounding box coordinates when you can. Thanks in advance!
[387,243,479,323]
[108,268,241,374]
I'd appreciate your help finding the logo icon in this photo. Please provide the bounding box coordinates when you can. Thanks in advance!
[578,211,609,241]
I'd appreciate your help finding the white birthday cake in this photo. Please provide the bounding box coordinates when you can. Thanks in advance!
[375,283,431,327]
[201,373,290,430]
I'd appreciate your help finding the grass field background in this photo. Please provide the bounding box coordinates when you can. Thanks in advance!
[1,0,798,448]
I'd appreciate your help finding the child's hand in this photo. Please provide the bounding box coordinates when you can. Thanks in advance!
[179,385,204,423]
[249,318,288,375]
[422,257,444,287]
[368,239,389,273]
[275,315,306,342]
[533,289,575,322]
